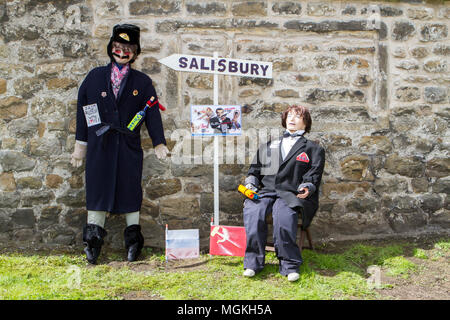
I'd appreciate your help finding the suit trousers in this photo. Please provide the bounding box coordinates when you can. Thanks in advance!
[243,195,303,276]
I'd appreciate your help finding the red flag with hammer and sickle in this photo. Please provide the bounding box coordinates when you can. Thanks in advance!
[209,225,247,257]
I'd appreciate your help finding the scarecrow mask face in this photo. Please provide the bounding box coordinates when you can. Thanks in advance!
[286,111,306,132]
[111,41,136,65]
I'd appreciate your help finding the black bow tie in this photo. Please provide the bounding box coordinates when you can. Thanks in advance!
[283,131,303,138]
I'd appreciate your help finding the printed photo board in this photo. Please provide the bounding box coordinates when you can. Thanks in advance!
[191,105,242,136]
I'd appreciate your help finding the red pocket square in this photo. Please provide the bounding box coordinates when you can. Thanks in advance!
[296,152,310,163]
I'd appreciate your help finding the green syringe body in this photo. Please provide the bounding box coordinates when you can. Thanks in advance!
[127,105,149,131]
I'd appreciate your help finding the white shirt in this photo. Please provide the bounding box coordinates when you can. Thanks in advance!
[281,130,305,160]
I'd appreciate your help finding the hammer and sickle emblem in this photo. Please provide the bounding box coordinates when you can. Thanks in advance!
[119,33,130,41]
[210,226,241,248]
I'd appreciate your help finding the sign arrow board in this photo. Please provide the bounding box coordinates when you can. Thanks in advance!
[159,54,272,79]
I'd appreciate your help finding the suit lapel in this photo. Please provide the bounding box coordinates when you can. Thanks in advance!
[281,136,307,166]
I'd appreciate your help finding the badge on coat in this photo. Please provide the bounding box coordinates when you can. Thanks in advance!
[133,89,138,96]
[82,103,101,127]
[296,152,309,163]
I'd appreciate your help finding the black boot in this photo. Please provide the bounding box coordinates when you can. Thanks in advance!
[82,224,107,265]
[124,224,144,262]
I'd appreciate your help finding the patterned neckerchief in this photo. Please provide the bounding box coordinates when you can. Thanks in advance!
[111,63,130,98]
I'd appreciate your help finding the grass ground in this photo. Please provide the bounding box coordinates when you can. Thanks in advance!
[0,237,448,300]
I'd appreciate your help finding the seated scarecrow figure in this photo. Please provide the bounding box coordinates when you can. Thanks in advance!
[242,105,325,281]
[70,24,169,264]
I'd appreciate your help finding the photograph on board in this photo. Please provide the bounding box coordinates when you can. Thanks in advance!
[191,105,242,136]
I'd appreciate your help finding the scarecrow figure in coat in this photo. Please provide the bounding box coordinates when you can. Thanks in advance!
[70,24,169,264]
[242,105,325,282]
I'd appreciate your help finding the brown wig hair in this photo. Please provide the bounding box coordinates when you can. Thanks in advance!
[281,105,312,133]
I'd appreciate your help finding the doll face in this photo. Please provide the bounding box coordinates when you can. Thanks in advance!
[111,42,135,65]
[286,111,306,132]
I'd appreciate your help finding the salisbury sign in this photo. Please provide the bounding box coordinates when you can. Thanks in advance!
[159,54,272,79]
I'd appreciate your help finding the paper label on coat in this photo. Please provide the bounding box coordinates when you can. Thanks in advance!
[83,103,101,127]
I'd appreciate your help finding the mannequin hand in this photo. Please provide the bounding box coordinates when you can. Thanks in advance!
[70,157,83,168]
[155,144,169,160]
[70,141,87,168]
[296,187,310,199]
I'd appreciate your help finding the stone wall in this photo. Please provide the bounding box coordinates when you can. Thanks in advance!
[0,0,448,250]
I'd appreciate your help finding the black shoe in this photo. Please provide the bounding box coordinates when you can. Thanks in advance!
[127,243,140,262]
[83,246,102,265]
[124,224,144,262]
[82,224,107,265]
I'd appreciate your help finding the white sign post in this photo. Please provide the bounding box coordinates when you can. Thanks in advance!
[159,52,273,226]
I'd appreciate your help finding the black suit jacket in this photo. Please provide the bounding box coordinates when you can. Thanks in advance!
[247,136,325,229]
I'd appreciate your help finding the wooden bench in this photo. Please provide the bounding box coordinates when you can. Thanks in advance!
[264,215,313,253]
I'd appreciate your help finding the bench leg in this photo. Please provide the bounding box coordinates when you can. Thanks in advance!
[305,228,313,250]
[267,224,313,252]
[299,228,313,252]
[299,229,306,253]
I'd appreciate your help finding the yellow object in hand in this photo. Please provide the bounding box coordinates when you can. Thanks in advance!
[238,184,259,200]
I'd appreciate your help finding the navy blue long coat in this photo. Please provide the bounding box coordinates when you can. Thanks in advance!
[75,63,166,214]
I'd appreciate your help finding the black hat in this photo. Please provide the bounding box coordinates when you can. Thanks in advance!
[107,24,141,63]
